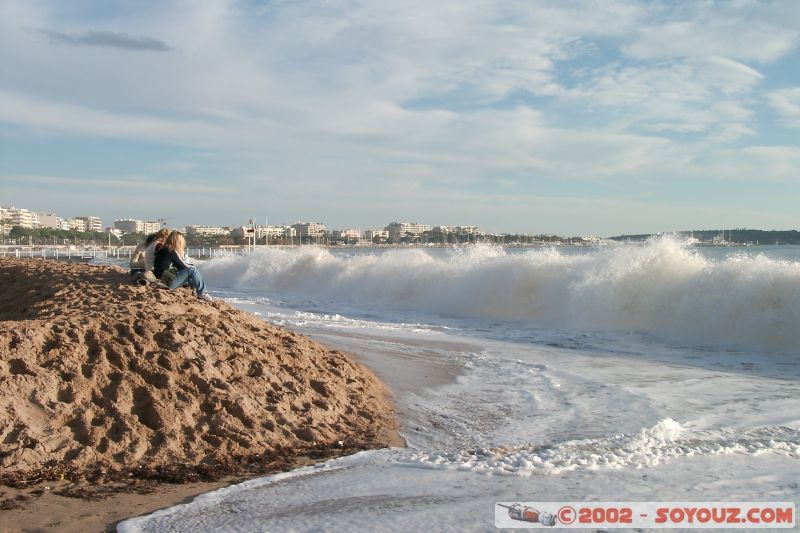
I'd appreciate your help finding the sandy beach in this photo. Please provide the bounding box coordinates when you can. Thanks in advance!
[0,257,400,532]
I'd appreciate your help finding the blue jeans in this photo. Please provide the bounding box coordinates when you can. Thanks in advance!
[169,266,206,296]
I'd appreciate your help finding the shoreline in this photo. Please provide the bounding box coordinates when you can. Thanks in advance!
[1,447,381,533]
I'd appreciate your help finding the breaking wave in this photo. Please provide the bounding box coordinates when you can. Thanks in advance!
[399,419,800,476]
[201,238,800,351]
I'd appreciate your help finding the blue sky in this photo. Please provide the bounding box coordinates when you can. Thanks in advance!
[1,0,799,236]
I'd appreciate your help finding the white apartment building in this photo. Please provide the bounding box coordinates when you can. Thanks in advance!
[436,225,482,235]
[364,229,389,241]
[456,225,481,235]
[115,219,162,234]
[230,225,298,243]
[291,222,326,239]
[142,221,162,234]
[256,225,295,241]
[185,225,230,237]
[75,216,102,232]
[2,207,39,229]
[385,221,431,241]
[66,218,87,232]
[333,228,361,240]
[430,225,482,235]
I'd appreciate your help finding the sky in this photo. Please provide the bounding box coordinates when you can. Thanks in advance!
[1,0,799,236]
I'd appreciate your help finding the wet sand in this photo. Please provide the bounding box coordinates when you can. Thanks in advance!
[1,477,232,533]
[301,329,471,394]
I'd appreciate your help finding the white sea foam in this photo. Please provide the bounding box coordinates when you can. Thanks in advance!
[400,419,800,476]
[261,310,445,333]
[201,239,800,351]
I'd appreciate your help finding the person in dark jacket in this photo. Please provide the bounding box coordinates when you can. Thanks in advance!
[144,228,170,272]
[154,230,212,301]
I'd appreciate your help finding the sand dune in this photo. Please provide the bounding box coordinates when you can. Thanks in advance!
[0,257,397,483]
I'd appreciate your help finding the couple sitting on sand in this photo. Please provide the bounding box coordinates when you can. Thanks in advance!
[129,229,212,301]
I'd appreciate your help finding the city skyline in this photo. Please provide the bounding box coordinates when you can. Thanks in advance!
[0,204,509,238]
[2,1,800,235]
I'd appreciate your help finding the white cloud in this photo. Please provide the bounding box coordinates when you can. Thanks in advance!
[248,0,648,104]
[0,91,230,147]
[623,4,799,63]
[563,56,762,137]
[0,0,779,146]
[767,87,800,127]
[2,174,230,195]
[702,145,800,183]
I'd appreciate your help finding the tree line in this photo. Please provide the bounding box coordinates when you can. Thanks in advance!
[4,226,121,245]
[2,227,243,247]
[5,225,602,247]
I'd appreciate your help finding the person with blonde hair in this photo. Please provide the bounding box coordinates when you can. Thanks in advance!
[153,230,211,301]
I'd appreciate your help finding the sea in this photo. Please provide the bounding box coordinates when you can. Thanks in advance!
[119,238,800,532]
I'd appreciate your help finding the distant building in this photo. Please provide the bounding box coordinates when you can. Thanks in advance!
[333,228,361,243]
[65,218,86,231]
[431,225,481,235]
[113,219,138,234]
[231,225,257,240]
[282,226,297,242]
[142,221,162,234]
[428,226,449,239]
[185,225,230,237]
[255,225,295,242]
[427,225,483,243]
[66,218,86,232]
[456,225,481,235]
[2,207,39,229]
[364,229,388,242]
[385,221,431,241]
[115,219,162,235]
[75,216,102,232]
[37,213,63,229]
[291,222,326,240]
